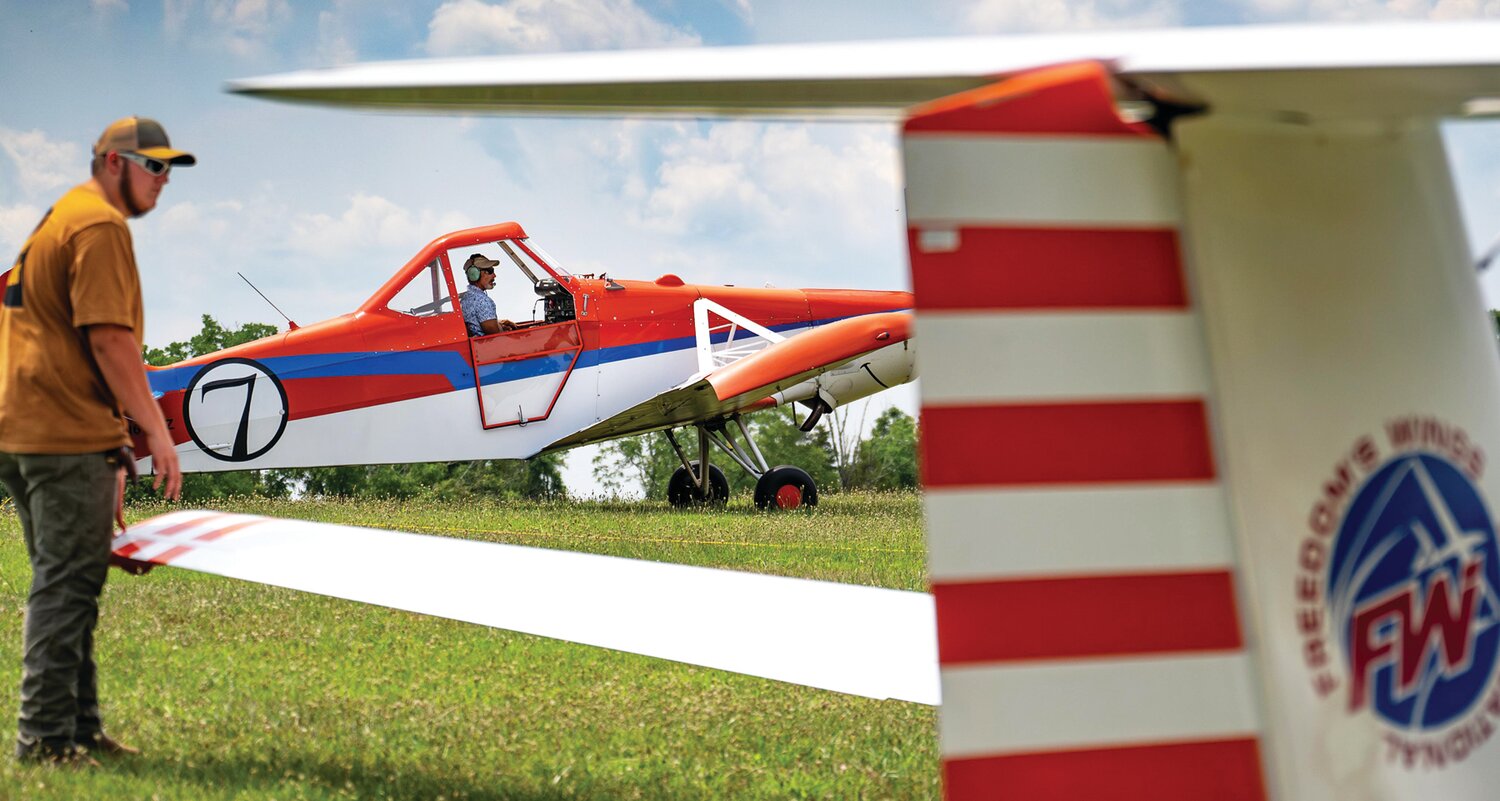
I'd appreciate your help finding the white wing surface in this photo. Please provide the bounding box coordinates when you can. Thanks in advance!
[115,510,940,705]
[228,22,1500,119]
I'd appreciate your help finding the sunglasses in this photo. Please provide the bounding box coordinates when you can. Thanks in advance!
[479,267,496,274]
[118,151,171,177]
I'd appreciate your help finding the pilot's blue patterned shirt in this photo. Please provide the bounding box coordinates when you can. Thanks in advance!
[460,285,497,336]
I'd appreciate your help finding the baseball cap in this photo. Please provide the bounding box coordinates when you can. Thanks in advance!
[93,117,196,166]
[466,254,500,269]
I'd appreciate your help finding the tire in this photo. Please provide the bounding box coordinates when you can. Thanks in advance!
[667,462,729,507]
[754,465,818,511]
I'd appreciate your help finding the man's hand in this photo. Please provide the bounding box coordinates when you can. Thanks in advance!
[88,324,181,500]
[143,427,181,500]
[114,467,127,532]
[110,466,153,575]
[109,552,154,576]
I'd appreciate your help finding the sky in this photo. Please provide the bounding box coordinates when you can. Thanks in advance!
[4,0,1500,495]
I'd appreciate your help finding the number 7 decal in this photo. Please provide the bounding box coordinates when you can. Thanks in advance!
[182,357,289,462]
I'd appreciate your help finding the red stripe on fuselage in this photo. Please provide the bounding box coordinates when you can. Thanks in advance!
[282,374,459,420]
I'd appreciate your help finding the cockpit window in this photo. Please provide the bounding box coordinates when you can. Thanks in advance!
[386,258,453,317]
[498,241,540,285]
[512,239,571,279]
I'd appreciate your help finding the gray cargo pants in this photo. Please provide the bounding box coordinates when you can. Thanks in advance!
[0,451,116,745]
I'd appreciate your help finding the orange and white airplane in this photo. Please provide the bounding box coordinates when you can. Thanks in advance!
[137,220,914,509]
[111,20,1500,801]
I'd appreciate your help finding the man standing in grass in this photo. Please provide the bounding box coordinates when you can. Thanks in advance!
[0,117,186,764]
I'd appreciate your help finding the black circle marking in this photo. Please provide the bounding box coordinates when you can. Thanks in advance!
[181,357,289,462]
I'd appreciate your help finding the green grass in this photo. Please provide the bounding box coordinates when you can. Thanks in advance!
[0,492,938,800]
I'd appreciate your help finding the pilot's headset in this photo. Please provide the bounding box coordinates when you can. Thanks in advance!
[465,254,498,283]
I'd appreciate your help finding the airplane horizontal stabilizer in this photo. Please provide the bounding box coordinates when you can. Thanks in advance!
[114,510,940,705]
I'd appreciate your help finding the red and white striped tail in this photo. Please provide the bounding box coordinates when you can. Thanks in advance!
[906,63,1269,800]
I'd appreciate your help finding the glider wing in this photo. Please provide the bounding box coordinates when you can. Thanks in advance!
[114,510,940,705]
[227,22,1500,119]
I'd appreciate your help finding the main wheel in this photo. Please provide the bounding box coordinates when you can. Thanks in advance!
[667,462,729,507]
[754,465,818,511]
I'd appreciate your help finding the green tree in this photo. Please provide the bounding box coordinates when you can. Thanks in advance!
[591,430,679,499]
[143,314,278,366]
[849,407,919,490]
[289,455,565,502]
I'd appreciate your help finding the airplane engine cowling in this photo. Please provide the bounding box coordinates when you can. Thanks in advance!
[771,340,916,410]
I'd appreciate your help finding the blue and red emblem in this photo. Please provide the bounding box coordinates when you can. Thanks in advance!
[1328,453,1500,731]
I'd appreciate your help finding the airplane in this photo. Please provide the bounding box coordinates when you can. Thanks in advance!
[107,19,1500,801]
[135,220,915,510]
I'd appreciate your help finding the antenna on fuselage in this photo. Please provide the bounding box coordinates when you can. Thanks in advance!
[237,272,300,331]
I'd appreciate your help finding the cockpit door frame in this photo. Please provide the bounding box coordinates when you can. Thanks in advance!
[469,321,584,429]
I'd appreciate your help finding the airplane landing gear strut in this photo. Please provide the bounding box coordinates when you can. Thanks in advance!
[664,426,727,507]
[662,413,818,510]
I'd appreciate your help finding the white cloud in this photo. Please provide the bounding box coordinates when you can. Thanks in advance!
[0,127,86,199]
[164,0,291,56]
[641,125,780,236]
[426,0,700,56]
[153,199,245,244]
[164,0,195,37]
[1233,0,1500,20]
[724,0,754,22]
[0,205,45,255]
[287,194,475,261]
[963,0,1181,31]
[959,0,1500,29]
[638,122,901,249]
[92,0,129,16]
[317,9,359,65]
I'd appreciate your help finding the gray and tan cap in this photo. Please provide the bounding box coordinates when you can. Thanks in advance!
[93,116,196,166]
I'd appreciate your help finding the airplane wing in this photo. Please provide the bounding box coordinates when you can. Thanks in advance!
[114,509,940,705]
[547,310,910,449]
[227,21,1500,120]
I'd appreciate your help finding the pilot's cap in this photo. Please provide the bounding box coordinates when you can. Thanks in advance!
[94,116,197,166]
[466,254,500,270]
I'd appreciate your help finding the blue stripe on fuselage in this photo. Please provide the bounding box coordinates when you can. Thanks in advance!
[147,312,903,395]
[148,350,475,395]
[477,352,576,385]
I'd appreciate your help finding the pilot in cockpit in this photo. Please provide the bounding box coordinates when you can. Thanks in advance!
[459,253,518,336]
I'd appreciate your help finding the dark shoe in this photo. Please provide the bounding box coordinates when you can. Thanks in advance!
[15,736,100,767]
[75,731,139,757]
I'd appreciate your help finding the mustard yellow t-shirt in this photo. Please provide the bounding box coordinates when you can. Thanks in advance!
[0,184,145,453]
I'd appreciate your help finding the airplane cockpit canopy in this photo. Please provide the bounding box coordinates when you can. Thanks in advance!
[386,257,452,319]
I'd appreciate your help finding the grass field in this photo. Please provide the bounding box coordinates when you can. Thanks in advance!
[0,492,938,800]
